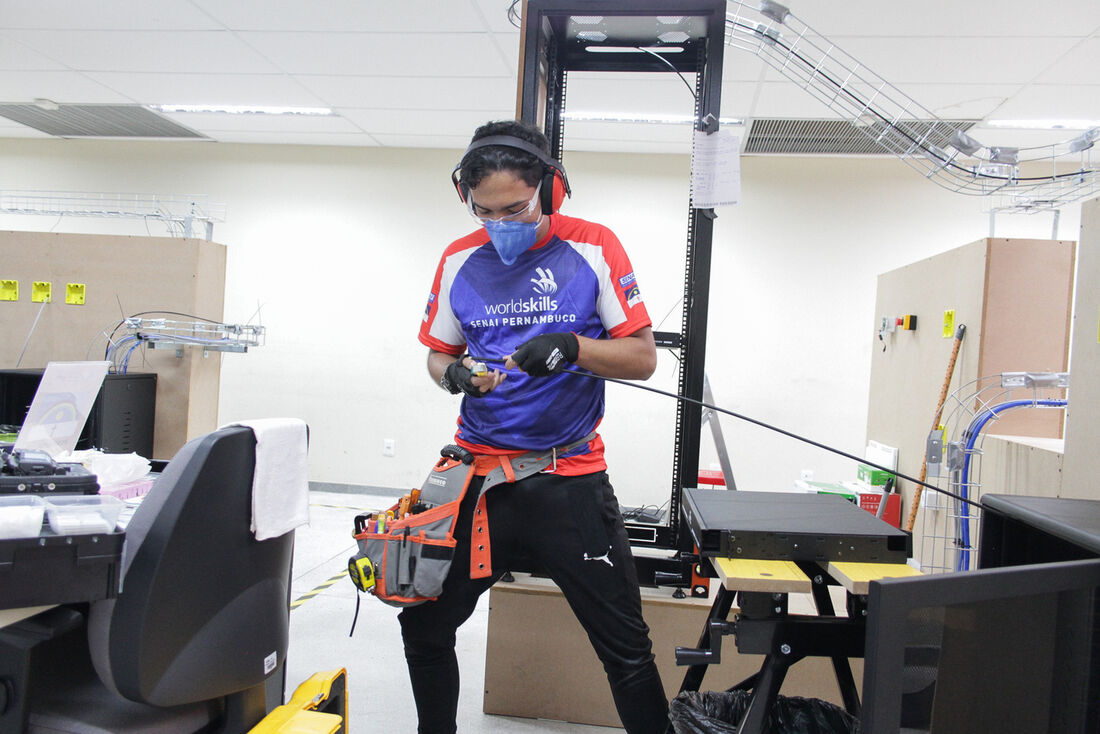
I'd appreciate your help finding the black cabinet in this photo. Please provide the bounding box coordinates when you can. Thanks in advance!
[0,369,156,458]
[979,494,1100,568]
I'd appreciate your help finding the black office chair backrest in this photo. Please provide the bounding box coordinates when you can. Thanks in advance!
[86,425,295,707]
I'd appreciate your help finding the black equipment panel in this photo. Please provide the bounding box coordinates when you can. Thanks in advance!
[682,488,911,563]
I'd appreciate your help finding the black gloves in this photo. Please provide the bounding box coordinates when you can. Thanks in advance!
[440,356,485,398]
[511,332,579,377]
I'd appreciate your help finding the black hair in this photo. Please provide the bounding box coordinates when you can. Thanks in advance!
[458,120,550,190]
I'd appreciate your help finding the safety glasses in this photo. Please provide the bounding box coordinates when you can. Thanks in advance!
[467,181,542,225]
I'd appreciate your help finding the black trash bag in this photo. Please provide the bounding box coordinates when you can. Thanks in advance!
[669,690,861,734]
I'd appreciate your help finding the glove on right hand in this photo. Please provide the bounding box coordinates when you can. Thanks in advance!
[510,332,580,377]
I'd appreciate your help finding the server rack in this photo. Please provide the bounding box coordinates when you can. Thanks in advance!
[517,0,728,588]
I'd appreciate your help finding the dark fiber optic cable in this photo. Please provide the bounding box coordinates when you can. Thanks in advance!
[469,355,981,510]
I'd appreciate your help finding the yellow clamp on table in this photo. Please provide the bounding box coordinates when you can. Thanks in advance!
[712,557,812,594]
[249,668,347,734]
[827,561,922,596]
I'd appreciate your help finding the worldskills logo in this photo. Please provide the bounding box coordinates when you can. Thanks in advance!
[476,265,569,326]
[530,266,557,295]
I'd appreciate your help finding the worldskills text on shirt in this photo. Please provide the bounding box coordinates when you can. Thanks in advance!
[420,213,651,475]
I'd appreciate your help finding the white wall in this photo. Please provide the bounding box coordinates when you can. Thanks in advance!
[0,138,1080,508]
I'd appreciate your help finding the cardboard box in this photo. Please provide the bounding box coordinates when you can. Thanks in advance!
[483,574,861,727]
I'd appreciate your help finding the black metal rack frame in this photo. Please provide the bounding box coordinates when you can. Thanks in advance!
[517,1,727,575]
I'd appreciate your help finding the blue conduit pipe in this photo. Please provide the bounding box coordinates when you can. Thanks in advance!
[956,398,1067,570]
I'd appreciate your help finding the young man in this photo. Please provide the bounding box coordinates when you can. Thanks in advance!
[410,119,667,734]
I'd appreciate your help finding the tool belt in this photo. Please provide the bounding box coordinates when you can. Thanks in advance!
[350,433,595,608]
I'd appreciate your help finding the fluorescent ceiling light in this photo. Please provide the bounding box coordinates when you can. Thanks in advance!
[152,104,334,116]
[585,45,685,54]
[985,118,1100,130]
[562,111,743,125]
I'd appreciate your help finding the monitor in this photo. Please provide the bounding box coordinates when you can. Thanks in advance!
[861,558,1100,734]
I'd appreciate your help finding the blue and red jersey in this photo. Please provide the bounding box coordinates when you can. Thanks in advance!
[419,213,651,475]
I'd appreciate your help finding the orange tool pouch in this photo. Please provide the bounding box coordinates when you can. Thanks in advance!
[351,448,476,607]
[351,433,596,606]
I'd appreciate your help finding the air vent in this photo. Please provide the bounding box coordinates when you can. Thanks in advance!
[0,104,206,139]
[744,118,977,156]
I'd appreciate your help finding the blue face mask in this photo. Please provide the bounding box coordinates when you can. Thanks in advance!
[484,217,540,266]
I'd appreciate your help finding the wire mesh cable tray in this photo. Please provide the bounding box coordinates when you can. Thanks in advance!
[726,1,1100,208]
[917,371,1069,574]
[123,318,265,354]
[0,190,226,239]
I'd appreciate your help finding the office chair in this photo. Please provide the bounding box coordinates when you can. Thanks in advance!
[26,425,299,733]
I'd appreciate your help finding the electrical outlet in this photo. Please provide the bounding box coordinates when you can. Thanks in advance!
[31,281,51,303]
[383,439,395,457]
[65,282,86,305]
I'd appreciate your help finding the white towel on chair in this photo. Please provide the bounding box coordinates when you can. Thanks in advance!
[220,418,309,541]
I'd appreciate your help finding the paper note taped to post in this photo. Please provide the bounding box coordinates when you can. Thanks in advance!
[690,129,742,208]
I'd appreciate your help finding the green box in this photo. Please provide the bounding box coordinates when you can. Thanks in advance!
[797,480,856,501]
[857,463,895,486]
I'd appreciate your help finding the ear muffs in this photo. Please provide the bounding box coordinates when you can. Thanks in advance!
[452,169,471,205]
[542,165,568,215]
[452,135,571,215]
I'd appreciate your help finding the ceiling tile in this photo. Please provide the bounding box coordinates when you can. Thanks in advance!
[192,0,484,33]
[86,72,329,107]
[965,126,1088,149]
[240,31,510,77]
[0,1,1097,151]
[832,36,1082,85]
[777,0,1100,37]
[162,111,361,133]
[0,0,221,30]
[340,108,513,137]
[206,131,381,146]
[725,80,1014,122]
[370,133,473,149]
[0,34,67,70]
[730,82,838,120]
[721,48,771,83]
[0,71,131,104]
[1033,37,1100,85]
[296,75,517,111]
[891,84,1019,120]
[473,0,524,34]
[986,84,1100,121]
[5,30,280,74]
[491,31,522,74]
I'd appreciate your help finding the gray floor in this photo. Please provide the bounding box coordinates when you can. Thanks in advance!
[283,490,624,733]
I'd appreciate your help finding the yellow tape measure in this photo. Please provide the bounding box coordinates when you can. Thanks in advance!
[348,556,375,592]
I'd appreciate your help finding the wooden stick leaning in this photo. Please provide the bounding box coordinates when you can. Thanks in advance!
[904,324,967,533]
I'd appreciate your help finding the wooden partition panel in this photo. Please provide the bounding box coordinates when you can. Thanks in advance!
[1063,197,1100,500]
[866,237,1075,561]
[0,230,225,459]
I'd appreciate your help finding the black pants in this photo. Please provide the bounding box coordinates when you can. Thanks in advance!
[398,470,668,734]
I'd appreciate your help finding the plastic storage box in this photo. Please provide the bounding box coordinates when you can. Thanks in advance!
[0,495,45,539]
[44,495,123,535]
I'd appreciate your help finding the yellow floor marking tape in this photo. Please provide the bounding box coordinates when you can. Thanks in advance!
[291,570,349,610]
